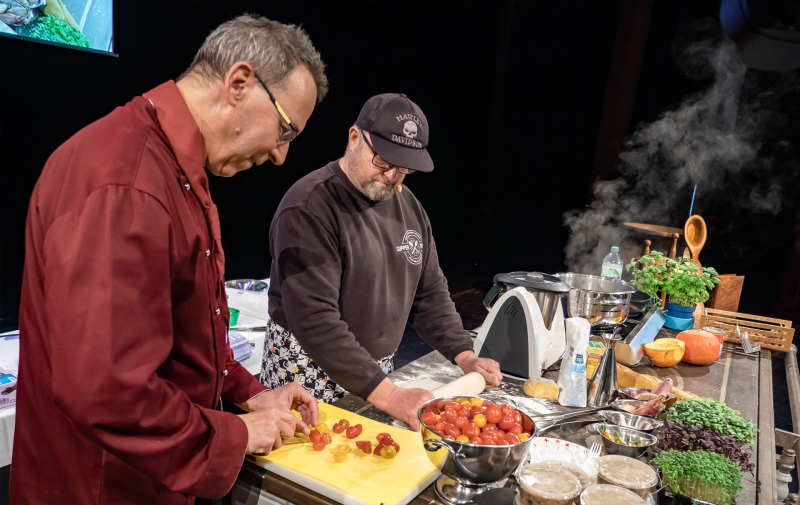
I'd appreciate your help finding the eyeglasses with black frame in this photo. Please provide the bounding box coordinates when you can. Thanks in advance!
[360,131,416,175]
[254,72,299,146]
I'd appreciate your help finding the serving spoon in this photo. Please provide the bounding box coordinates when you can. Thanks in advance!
[684,215,707,268]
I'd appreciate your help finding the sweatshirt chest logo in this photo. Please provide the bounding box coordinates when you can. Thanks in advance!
[395,230,423,265]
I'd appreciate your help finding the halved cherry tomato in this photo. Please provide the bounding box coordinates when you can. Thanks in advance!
[472,414,487,428]
[313,442,325,451]
[346,424,363,439]
[336,444,351,453]
[333,451,347,462]
[339,419,350,429]
[374,443,386,455]
[381,445,397,459]
[376,433,390,444]
[355,440,372,454]
[485,405,502,424]
[332,423,345,434]
[309,430,322,443]
[321,433,332,445]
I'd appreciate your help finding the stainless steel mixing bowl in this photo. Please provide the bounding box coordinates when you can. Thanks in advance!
[554,273,637,326]
[418,396,534,504]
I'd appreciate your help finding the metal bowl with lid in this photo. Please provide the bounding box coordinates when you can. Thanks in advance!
[554,273,637,326]
[483,272,571,330]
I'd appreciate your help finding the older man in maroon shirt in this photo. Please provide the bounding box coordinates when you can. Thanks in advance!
[12,15,328,505]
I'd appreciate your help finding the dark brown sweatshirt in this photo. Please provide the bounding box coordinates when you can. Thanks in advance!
[268,161,474,399]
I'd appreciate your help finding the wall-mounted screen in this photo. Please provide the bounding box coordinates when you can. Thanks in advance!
[0,0,113,54]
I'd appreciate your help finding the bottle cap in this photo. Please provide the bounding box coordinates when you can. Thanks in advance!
[610,246,619,253]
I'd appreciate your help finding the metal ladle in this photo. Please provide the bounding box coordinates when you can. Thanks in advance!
[684,215,707,268]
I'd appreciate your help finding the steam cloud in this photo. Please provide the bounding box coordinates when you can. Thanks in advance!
[564,19,800,275]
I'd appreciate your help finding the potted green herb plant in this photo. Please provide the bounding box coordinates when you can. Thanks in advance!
[661,256,720,320]
[652,449,744,505]
[626,250,667,306]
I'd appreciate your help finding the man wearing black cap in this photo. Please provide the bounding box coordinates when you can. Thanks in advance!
[261,93,502,429]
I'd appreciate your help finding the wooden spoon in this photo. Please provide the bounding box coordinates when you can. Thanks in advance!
[684,215,707,267]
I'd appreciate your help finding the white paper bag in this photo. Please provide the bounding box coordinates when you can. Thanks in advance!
[556,318,591,407]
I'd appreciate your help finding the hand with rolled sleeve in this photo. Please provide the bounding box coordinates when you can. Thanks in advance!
[454,351,503,388]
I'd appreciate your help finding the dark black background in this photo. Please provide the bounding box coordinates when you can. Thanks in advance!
[1,0,798,333]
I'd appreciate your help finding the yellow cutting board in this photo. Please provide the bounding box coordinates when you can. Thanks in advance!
[254,402,439,505]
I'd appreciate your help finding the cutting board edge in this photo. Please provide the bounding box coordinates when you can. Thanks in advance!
[257,458,440,505]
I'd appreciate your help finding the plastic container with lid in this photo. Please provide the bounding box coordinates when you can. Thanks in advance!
[580,484,648,505]
[517,466,582,505]
[595,455,658,499]
[525,460,593,492]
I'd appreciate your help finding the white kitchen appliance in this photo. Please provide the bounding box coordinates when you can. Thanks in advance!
[473,272,571,379]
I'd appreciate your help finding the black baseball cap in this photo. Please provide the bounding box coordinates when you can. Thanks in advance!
[355,93,433,173]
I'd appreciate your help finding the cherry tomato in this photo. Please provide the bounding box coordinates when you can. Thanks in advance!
[321,433,332,445]
[355,440,372,454]
[481,437,496,446]
[501,405,514,415]
[313,442,325,451]
[518,433,531,442]
[472,414,487,428]
[444,425,461,439]
[459,400,472,407]
[498,414,515,432]
[381,445,398,459]
[454,417,469,430]
[508,424,523,436]
[421,411,439,427]
[470,405,486,418]
[462,424,480,439]
[336,444,351,453]
[374,443,386,455]
[443,402,460,412]
[346,424,363,439]
[470,436,483,445]
[470,397,484,407]
[485,405,502,424]
[482,423,497,432]
[513,411,522,425]
[496,429,506,437]
[315,423,330,433]
[339,419,350,429]
[456,435,470,443]
[458,407,471,419]
[333,451,348,462]
[505,433,521,445]
[444,410,458,424]
[309,430,322,443]
[434,422,447,435]
[332,423,345,434]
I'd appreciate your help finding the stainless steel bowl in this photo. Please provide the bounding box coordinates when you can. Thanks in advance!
[554,273,637,326]
[418,396,534,485]
[611,399,658,417]
[618,387,677,408]
[224,279,269,291]
[591,423,658,458]
[599,411,663,433]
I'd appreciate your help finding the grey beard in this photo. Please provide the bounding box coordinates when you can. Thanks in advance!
[363,181,395,202]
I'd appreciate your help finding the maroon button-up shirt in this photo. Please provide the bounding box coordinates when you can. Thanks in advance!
[12,81,268,504]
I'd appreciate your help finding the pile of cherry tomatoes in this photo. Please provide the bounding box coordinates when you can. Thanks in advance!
[420,397,534,446]
[308,420,401,462]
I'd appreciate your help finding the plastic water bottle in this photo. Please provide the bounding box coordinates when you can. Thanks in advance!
[601,246,623,279]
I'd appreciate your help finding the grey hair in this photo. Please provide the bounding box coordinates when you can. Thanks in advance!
[343,127,364,158]
[180,14,328,102]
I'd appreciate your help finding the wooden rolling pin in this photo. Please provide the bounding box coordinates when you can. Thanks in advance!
[431,372,486,397]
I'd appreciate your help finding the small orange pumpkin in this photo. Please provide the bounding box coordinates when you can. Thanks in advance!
[676,329,721,365]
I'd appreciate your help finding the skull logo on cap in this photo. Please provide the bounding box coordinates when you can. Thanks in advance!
[402,121,418,139]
